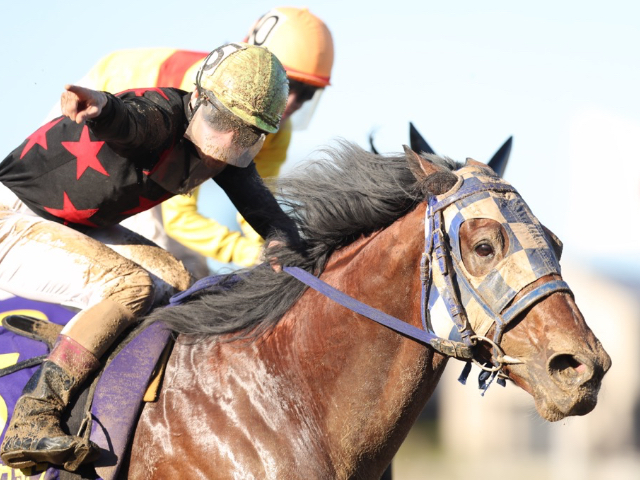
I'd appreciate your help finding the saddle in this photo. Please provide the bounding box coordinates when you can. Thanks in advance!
[0,277,225,479]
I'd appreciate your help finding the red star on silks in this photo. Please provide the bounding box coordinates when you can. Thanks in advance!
[44,192,99,227]
[61,126,108,180]
[116,88,169,101]
[20,117,64,159]
[120,194,171,216]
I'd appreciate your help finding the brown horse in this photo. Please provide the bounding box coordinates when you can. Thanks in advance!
[125,143,610,479]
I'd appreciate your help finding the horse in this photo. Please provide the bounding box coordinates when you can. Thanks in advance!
[110,141,610,479]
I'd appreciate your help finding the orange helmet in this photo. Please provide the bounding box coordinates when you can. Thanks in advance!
[244,7,334,87]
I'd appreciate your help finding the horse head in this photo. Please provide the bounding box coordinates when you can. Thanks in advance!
[404,147,611,421]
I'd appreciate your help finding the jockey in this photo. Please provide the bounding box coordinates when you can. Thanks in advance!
[0,43,299,470]
[52,6,334,277]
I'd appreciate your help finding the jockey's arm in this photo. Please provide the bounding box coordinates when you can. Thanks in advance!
[78,86,183,155]
[213,162,300,247]
[236,119,292,242]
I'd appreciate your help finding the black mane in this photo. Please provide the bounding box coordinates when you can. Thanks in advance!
[145,141,458,338]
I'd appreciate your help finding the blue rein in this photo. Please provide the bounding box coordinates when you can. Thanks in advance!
[282,266,473,359]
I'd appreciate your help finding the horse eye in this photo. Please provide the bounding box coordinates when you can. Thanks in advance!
[475,243,494,257]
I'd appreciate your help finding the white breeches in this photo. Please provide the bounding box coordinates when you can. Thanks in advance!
[0,183,192,316]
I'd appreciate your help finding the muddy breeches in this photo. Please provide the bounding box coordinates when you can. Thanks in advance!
[0,207,192,357]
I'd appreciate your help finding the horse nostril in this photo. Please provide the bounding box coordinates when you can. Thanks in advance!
[548,353,593,387]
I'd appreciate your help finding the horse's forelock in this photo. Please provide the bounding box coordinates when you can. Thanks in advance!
[423,171,459,195]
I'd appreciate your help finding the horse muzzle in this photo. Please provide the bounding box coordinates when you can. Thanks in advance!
[508,339,611,421]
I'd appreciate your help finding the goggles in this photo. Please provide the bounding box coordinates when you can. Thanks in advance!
[184,94,265,168]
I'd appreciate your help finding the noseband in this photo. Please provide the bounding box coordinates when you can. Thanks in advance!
[284,165,572,382]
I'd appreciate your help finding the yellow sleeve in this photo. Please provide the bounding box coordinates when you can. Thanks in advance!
[76,47,207,94]
[161,187,264,267]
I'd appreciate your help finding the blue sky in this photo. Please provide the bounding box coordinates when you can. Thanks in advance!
[2,0,639,276]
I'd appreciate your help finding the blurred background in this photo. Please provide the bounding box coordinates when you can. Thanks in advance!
[1,1,638,478]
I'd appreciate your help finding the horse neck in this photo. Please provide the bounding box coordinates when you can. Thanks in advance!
[276,202,449,475]
[151,204,449,478]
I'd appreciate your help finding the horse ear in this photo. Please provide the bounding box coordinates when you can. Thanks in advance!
[369,130,379,154]
[409,122,436,155]
[404,144,440,178]
[487,136,512,178]
[404,145,457,194]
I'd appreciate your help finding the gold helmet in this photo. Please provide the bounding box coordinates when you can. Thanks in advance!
[195,42,288,133]
[245,7,334,87]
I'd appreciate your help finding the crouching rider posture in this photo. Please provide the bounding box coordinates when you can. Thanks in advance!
[0,43,299,470]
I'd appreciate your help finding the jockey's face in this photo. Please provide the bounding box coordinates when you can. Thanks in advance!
[185,92,265,168]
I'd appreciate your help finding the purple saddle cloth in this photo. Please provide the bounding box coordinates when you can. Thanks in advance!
[0,295,171,480]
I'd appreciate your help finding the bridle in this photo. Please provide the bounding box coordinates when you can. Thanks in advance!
[420,167,572,377]
[284,165,572,384]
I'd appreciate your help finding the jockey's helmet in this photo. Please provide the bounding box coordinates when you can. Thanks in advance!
[194,43,288,134]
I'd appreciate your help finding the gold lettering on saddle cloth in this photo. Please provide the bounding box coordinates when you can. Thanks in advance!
[0,354,19,434]
[0,463,47,479]
[0,309,52,434]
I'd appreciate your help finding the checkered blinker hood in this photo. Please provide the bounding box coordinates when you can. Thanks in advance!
[426,164,566,343]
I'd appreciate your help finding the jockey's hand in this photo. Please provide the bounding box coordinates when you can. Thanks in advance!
[61,84,108,124]
[267,240,283,273]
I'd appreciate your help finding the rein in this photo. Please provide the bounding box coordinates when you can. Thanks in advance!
[282,266,473,359]
[284,167,573,381]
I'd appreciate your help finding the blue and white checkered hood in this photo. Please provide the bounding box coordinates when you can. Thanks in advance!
[426,164,562,341]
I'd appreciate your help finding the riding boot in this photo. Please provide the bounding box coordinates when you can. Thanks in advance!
[0,335,100,471]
